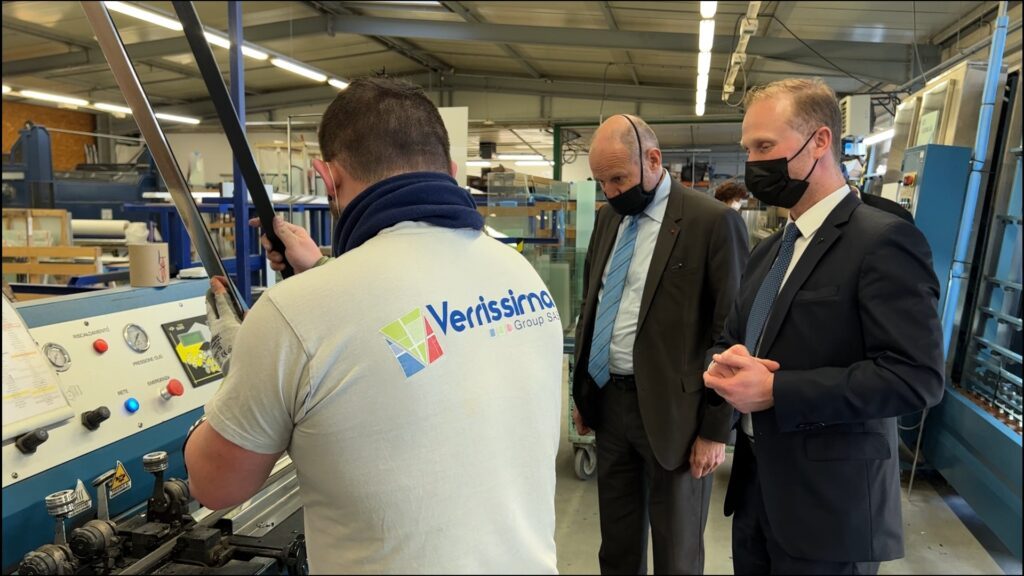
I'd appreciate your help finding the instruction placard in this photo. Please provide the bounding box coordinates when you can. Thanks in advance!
[161,315,223,388]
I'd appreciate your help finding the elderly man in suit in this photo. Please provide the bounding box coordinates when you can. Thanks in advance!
[704,78,944,575]
[572,114,748,574]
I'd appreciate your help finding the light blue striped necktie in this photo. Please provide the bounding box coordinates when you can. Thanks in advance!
[744,223,801,353]
[588,215,640,388]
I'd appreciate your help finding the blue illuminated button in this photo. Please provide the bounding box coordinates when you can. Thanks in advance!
[124,398,140,413]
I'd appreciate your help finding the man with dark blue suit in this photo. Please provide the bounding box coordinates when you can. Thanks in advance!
[704,78,945,575]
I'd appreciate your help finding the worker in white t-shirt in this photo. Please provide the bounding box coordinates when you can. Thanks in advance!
[187,77,562,574]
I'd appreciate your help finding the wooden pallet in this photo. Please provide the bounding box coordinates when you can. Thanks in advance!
[2,245,102,283]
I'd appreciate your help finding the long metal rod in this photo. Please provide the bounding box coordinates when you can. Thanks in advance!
[42,127,146,143]
[172,1,293,277]
[79,1,247,319]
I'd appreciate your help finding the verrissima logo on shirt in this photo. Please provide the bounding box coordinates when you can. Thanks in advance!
[380,289,559,378]
[380,308,445,378]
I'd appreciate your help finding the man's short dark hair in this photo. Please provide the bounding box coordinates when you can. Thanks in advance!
[318,77,451,182]
[713,180,749,203]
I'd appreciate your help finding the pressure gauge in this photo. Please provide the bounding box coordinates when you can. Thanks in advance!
[43,343,71,372]
[123,324,150,353]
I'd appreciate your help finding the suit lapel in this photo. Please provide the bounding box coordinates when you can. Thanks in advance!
[757,194,859,354]
[637,185,683,331]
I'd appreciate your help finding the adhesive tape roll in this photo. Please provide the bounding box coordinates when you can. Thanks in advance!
[128,243,170,287]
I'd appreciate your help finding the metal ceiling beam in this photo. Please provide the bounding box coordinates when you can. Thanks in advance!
[310,1,453,73]
[5,14,939,83]
[162,71,724,118]
[441,1,543,79]
[598,1,641,86]
[3,15,329,76]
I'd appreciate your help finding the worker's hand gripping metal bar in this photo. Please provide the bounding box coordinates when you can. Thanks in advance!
[172,1,295,278]
[79,1,249,319]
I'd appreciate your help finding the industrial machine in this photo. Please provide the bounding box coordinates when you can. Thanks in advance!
[2,124,162,221]
[2,282,306,574]
[896,144,972,312]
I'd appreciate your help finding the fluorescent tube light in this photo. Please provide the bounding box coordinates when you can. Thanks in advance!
[700,1,718,19]
[271,58,327,82]
[697,74,709,93]
[95,102,132,114]
[328,78,350,90]
[20,90,89,107]
[467,160,492,167]
[204,32,231,49]
[863,129,895,146]
[695,90,707,106]
[104,1,182,31]
[155,112,201,125]
[696,101,706,116]
[515,161,554,167]
[698,52,711,75]
[699,19,716,52]
[241,45,269,60]
[497,154,542,161]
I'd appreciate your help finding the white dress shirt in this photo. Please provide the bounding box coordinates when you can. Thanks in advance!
[597,169,672,376]
[742,185,850,437]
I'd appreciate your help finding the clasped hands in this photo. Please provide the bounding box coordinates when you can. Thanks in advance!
[703,344,780,414]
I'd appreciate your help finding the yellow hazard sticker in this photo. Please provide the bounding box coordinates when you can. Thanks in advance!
[109,460,132,498]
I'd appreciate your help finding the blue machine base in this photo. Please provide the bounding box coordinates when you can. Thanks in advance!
[923,385,1022,560]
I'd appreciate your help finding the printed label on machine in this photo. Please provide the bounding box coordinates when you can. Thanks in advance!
[109,461,132,499]
[161,315,223,388]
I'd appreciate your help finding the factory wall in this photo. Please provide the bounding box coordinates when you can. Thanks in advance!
[2,101,96,171]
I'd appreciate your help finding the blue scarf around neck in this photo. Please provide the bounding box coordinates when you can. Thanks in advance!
[332,171,484,256]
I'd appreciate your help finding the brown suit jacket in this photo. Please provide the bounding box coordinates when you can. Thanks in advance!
[573,179,749,470]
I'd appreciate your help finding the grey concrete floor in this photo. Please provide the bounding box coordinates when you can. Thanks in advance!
[553,370,1011,575]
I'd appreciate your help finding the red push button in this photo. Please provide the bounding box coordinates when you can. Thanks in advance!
[93,339,109,353]
[161,379,185,400]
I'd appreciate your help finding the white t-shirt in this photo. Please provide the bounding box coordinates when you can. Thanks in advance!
[205,222,563,574]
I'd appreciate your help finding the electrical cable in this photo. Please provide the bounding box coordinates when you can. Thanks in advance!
[912,2,931,85]
[766,15,875,89]
[598,61,614,124]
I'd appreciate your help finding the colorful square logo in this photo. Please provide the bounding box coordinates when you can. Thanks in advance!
[380,308,444,378]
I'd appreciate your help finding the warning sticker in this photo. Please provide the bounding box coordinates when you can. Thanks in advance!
[69,479,93,518]
[109,461,132,498]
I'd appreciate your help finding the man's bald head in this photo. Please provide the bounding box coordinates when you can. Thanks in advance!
[589,115,664,199]
[591,114,660,159]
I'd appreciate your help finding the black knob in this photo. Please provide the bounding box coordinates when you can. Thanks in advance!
[16,429,49,454]
[81,407,111,431]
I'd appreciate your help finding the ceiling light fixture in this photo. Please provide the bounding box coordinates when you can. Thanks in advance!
[700,1,718,19]
[696,101,706,117]
[466,160,492,167]
[241,45,269,60]
[104,1,182,31]
[328,78,350,90]
[155,112,201,125]
[698,52,711,75]
[697,74,709,93]
[95,102,132,114]
[515,160,554,167]
[695,90,707,106]
[20,90,89,107]
[271,58,327,83]
[699,19,716,52]
[203,32,231,49]
[1,85,10,94]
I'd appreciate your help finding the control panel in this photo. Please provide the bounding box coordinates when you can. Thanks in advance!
[2,282,222,490]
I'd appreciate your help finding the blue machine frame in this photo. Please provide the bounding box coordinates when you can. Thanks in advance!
[1,282,207,572]
[3,125,161,221]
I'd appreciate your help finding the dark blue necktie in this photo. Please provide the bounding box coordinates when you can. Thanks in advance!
[588,216,639,388]
[745,223,801,353]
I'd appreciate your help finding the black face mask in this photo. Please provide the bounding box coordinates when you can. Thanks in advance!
[745,130,820,208]
[606,116,656,216]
